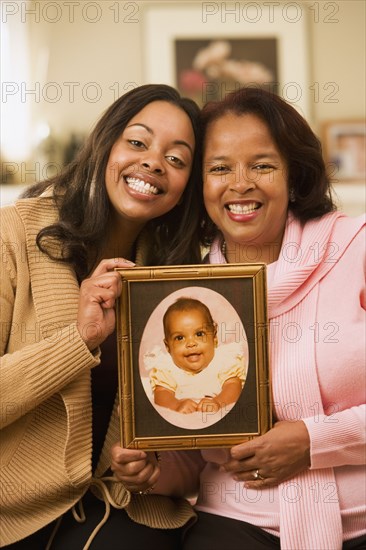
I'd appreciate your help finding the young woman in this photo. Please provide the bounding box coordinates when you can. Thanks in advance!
[0,84,203,549]
[114,87,365,550]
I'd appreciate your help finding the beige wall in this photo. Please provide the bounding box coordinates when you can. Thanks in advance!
[25,0,365,136]
[28,1,143,137]
[2,0,365,212]
[309,0,366,126]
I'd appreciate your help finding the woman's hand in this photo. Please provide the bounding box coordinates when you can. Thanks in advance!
[110,444,160,494]
[77,258,134,350]
[222,420,311,488]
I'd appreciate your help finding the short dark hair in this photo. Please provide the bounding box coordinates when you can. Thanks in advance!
[200,87,336,242]
[163,297,215,338]
[22,84,203,280]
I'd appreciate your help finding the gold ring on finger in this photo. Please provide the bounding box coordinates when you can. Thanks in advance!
[253,469,265,481]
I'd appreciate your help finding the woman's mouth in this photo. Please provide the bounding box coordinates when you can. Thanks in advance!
[125,177,160,196]
[226,201,261,214]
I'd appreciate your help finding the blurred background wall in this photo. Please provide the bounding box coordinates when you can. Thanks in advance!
[1,0,365,213]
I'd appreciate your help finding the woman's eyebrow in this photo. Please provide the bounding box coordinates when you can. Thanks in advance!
[204,155,230,162]
[251,152,281,160]
[205,152,280,161]
[126,122,153,133]
[126,123,193,156]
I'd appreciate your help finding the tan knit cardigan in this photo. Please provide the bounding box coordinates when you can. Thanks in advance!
[0,196,195,547]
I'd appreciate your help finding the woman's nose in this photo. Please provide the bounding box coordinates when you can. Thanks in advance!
[229,164,256,193]
[141,152,164,174]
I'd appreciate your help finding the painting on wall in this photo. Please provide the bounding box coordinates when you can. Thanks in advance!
[322,120,366,181]
[143,3,310,117]
[175,38,279,106]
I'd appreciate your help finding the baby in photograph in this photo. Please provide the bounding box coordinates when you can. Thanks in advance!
[149,297,246,414]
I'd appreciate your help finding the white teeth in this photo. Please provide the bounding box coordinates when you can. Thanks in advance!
[228,202,260,214]
[126,177,159,195]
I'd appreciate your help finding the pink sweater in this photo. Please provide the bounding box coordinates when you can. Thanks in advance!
[160,212,366,549]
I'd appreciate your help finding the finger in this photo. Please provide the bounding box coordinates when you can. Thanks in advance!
[86,271,123,292]
[111,457,149,481]
[94,288,118,309]
[196,400,207,412]
[113,459,149,478]
[92,258,135,277]
[230,440,257,460]
[134,464,161,493]
[112,447,147,465]
[182,405,197,414]
[138,464,161,488]
[80,277,122,307]
[243,474,279,489]
[222,459,251,474]
[229,455,258,473]
[113,460,157,488]
[79,289,117,313]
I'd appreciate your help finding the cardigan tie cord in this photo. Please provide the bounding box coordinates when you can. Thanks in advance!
[45,476,130,550]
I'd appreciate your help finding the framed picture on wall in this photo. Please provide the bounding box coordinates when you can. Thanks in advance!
[322,120,366,181]
[116,264,271,451]
[142,3,310,116]
[174,37,279,107]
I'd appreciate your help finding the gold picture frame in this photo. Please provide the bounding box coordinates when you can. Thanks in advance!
[116,264,271,451]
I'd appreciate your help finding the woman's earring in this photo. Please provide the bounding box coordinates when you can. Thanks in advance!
[289,188,296,203]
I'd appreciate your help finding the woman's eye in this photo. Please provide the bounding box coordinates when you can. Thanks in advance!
[209,165,230,173]
[253,164,274,172]
[128,140,145,148]
[166,155,184,167]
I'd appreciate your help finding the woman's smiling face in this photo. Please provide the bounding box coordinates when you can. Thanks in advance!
[105,100,195,228]
[203,112,289,263]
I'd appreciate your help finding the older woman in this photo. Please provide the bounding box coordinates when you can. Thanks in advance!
[114,88,365,550]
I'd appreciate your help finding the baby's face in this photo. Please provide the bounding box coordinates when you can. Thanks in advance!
[164,309,217,373]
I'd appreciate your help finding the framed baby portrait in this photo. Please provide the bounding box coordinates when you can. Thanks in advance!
[116,264,271,451]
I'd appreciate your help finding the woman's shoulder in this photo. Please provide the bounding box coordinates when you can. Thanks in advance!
[325,211,365,254]
[1,203,24,240]
[309,212,365,277]
[1,196,59,249]
[299,211,365,259]
[312,211,365,233]
[332,211,365,229]
[14,194,59,227]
